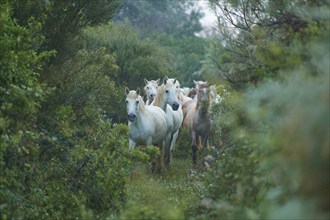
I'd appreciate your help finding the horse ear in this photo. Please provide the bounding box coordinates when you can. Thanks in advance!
[144,78,148,84]
[174,78,177,84]
[136,88,140,95]
[156,78,160,85]
[125,87,130,95]
[163,76,168,85]
[193,80,198,86]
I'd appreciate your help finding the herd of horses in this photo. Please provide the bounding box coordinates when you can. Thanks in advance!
[125,76,220,172]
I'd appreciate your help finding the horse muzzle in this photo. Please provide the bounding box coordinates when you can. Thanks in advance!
[171,102,180,111]
[128,113,136,122]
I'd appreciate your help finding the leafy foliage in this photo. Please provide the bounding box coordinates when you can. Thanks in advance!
[155,34,206,87]
[1,0,329,219]
[0,2,132,219]
[115,0,203,37]
[0,3,53,135]
[8,0,122,59]
[0,2,53,180]
[45,47,121,123]
[80,22,175,103]
[114,0,207,87]
[190,1,330,219]
[204,0,330,88]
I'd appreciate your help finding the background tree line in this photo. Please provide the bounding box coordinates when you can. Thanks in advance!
[0,0,329,219]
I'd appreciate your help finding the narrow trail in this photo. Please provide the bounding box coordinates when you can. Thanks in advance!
[121,158,206,219]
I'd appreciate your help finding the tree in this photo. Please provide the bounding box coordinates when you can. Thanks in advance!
[189,0,330,219]
[6,0,122,61]
[114,0,207,86]
[154,33,206,87]
[81,22,175,98]
[0,3,133,219]
[0,3,53,166]
[204,0,330,88]
[115,0,203,37]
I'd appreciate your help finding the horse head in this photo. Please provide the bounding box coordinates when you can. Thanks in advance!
[163,76,180,111]
[196,81,211,111]
[187,88,197,99]
[144,78,159,104]
[125,87,143,122]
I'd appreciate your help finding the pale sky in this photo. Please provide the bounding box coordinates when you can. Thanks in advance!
[196,0,217,28]
[193,0,217,36]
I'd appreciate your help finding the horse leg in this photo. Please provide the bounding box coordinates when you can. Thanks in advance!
[170,129,179,152]
[129,138,136,150]
[203,129,210,149]
[152,140,165,173]
[164,133,172,167]
[191,131,197,165]
[197,136,202,149]
[145,139,158,173]
[159,140,165,171]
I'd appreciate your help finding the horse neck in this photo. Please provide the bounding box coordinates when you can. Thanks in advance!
[153,85,167,111]
[196,98,210,116]
[135,96,146,119]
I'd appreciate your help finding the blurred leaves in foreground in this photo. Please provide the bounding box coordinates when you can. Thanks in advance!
[190,1,330,218]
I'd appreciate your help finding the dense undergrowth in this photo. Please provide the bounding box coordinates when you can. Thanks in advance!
[1,0,329,219]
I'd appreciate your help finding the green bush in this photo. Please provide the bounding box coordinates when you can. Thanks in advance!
[0,4,133,219]
[189,4,330,218]
[45,47,121,122]
[190,70,329,220]
[172,128,191,160]
[82,22,175,91]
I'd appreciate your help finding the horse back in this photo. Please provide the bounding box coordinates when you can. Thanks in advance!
[182,100,196,120]
[182,101,196,129]
[129,105,167,145]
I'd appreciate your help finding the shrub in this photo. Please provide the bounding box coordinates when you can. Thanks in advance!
[0,4,133,218]
[189,32,329,220]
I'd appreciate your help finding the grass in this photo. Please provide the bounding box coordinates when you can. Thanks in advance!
[121,158,206,219]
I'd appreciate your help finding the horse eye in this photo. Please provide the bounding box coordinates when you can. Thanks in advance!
[165,90,169,93]
[136,100,139,104]
[125,100,128,104]
[147,86,149,89]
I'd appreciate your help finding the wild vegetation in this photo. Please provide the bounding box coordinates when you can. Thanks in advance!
[0,0,329,219]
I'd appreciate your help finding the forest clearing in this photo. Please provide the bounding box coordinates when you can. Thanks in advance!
[1,0,329,219]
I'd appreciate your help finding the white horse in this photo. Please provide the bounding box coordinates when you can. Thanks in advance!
[179,88,193,104]
[125,88,168,172]
[151,77,183,166]
[144,78,159,105]
[181,87,191,96]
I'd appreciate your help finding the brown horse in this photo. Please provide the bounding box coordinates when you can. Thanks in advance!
[183,81,211,164]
